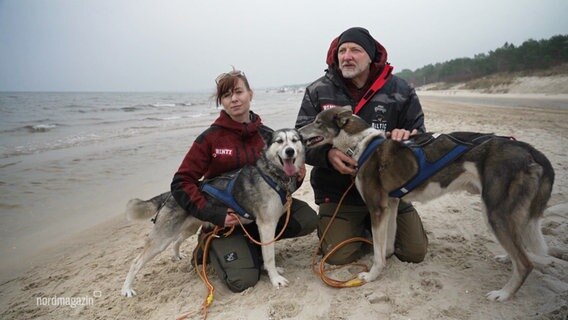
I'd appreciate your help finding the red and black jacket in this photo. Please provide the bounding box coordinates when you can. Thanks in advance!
[295,35,425,206]
[171,110,271,226]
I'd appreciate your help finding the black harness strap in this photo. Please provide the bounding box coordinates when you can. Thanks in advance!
[151,193,172,224]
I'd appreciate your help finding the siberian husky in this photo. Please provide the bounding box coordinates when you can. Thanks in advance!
[121,128,305,297]
[299,106,564,301]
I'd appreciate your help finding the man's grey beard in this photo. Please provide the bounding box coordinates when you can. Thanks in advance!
[341,69,357,78]
[340,63,367,79]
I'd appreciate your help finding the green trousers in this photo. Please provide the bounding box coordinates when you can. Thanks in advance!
[317,201,428,265]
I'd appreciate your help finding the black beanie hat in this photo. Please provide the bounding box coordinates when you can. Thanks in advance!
[338,27,377,61]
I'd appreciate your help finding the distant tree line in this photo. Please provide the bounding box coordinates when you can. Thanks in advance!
[396,34,568,86]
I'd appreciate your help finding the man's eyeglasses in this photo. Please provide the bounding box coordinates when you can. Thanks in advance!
[215,70,246,84]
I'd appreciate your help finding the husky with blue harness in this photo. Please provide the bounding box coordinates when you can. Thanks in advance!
[121,128,305,297]
[299,106,561,301]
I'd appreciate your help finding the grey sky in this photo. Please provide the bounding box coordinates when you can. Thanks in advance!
[1,0,567,92]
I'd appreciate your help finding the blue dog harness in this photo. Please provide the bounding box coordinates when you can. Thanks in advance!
[389,141,469,198]
[201,167,288,220]
[356,133,492,198]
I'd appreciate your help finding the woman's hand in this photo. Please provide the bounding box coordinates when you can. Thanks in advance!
[224,209,240,227]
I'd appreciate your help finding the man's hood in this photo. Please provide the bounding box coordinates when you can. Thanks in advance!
[325,35,388,68]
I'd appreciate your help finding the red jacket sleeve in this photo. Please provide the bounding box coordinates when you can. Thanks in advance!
[170,134,227,227]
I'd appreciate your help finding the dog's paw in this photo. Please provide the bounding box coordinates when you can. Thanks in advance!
[357,263,382,283]
[121,288,137,297]
[494,254,510,264]
[357,270,379,283]
[270,275,289,289]
[486,289,511,302]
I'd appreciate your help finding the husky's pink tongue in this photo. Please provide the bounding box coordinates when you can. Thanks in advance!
[283,159,297,176]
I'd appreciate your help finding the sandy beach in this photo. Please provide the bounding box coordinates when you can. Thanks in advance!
[1,92,568,320]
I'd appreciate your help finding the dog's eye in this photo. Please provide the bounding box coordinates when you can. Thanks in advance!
[276,139,284,144]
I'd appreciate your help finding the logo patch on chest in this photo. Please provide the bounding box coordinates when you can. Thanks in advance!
[322,104,341,111]
[374,105,386,113]
[214,148,233,157]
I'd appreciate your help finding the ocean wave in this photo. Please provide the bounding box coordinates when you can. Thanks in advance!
[121,106,147,112]
[151,103,176,107]
[26,124,58,133]
[146,116,182,121]
[0,92,218,160]
[121,102,192,111]
[130,125,160,129]
[151,102,193,108]
[1,133,101,158]
[63,104,87,109]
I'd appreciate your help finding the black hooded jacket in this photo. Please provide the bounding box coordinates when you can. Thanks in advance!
[295,35,425,206]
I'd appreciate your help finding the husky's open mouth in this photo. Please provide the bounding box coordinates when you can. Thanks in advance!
[306,136,324,147]
[279,156,298,176]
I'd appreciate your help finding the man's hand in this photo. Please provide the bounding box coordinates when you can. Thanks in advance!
[328,148,357,175]
[387,128,418,141]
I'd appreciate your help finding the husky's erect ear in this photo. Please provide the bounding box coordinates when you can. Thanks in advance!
[334,106,353,128]
[259,127,274,146]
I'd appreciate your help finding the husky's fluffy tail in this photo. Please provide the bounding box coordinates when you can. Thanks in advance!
[125,192,171,221]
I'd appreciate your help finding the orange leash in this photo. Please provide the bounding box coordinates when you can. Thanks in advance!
[232,194,293,246]
[176,226,235,320]
[311,178,372,288]
[176,194,293,319]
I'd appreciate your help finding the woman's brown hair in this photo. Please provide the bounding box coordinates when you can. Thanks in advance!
[214,69,252,106]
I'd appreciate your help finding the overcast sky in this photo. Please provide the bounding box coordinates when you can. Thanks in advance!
[1,0,567,92]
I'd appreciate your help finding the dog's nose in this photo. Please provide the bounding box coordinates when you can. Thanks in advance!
[285,147,295,157]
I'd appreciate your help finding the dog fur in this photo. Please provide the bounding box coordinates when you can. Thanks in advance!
[121,128,305,297]
[299,106,562,301]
